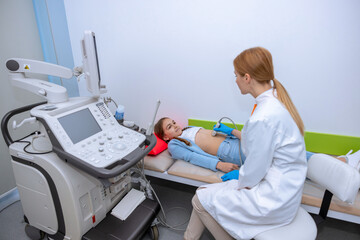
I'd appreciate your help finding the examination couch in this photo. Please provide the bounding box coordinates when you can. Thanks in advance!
[143,119,360,224]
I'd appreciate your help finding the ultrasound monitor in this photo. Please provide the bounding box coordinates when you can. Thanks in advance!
[81,31,107,96]
[58,108,102,144]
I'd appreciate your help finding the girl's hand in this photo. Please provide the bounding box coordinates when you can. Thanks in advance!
[216,162,239,173]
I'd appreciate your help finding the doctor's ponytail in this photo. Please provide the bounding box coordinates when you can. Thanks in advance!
[234,47,304,136]
[272,78,304,136]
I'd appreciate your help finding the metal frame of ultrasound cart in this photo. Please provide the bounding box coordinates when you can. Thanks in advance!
[1,101,160,240]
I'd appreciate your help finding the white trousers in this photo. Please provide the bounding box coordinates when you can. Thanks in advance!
[184,193,234,240]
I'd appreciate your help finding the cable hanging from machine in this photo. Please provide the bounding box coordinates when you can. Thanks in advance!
[13,131,52,155]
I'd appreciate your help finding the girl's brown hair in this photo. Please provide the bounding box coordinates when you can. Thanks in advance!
[154,117,191,146]
[233,47,304,136]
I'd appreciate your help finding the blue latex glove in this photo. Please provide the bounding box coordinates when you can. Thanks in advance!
[221,170,239,181]
[213,123,234,136]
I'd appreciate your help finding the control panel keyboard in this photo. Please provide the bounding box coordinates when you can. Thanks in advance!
[44,99,147,169]
[72,125,146,168]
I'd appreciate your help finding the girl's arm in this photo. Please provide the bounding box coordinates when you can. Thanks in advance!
[168,139,239,172]
[216,161,239,172]
[169,142,219,171]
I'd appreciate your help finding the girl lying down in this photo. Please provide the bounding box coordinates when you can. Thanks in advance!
[154,117,360,174]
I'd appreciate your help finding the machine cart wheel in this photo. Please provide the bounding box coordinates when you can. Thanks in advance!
[25,223,46,240]
[149,225,159,240]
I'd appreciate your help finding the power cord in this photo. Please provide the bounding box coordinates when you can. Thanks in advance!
[130,167,190,231]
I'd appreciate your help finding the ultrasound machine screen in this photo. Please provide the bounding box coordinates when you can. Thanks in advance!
[58,108,102,144]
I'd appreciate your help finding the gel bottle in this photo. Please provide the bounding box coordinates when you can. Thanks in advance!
[115,105,124,123]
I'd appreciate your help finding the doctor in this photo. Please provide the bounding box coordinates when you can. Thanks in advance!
[184,47,307,240]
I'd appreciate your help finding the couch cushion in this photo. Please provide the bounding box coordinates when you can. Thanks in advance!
[167,159,224,183]
[307,153,360,203]
[144,150,174,172]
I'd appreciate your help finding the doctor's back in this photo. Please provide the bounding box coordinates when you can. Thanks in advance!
[240,88,307,218]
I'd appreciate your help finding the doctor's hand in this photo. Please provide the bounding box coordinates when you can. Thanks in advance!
[216,162,239,173]
[213,123,234,136]
[221,170,239,182]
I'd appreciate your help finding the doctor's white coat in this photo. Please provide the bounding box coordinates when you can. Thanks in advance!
[197,89,307,240]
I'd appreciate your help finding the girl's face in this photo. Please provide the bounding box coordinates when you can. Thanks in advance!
[162,118,182,141]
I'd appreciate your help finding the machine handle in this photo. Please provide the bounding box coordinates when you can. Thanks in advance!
[1,101,46,146]
[52,134,157,179]
[2,104,156,179]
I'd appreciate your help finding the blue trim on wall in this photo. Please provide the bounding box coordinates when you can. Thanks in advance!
[32,0,79,97]
[0,188,19,212]
[32,0,60,85]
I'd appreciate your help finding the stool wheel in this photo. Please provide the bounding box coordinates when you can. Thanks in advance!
[149,225,159,240]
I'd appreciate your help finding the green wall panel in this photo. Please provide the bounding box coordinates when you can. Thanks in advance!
[188,119,360,156]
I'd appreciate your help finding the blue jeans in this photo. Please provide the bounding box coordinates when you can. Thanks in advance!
[217,136,314,166]
[216,137,246,166]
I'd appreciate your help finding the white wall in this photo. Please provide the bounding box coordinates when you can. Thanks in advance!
[64,0,360,136]
[0,0,44,195]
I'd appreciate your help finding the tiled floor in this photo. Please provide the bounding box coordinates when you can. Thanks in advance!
[148,177,360,240]
[0,176,359,240]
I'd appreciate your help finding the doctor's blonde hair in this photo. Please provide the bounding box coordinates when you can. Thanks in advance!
[233,47,305,136]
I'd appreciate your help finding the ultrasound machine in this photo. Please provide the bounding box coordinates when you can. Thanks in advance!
[2,31,159,240]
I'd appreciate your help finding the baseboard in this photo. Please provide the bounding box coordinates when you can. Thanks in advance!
[0,187,20,212]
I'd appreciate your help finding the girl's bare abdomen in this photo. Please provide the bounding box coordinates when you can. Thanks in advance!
[195,129,226,156]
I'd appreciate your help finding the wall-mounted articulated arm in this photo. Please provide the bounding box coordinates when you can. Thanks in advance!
[6,58,73,103]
